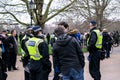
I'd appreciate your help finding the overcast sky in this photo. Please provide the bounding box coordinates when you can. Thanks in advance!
[0,0,120,25]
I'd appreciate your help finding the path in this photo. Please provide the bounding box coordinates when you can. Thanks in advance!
[7,46,120,80]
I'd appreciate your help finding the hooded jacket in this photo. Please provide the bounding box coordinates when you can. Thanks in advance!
[102,32,112,50]
[67,29,81,42]
[53,34,85,75]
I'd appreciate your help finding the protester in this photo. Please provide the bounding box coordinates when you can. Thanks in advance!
[7,29,18,71]
[102,28,113,58]
[67,29,81,45]
[0,30,9,72]
[113,31,119,46]
[53,26,85,80]
[58,21,69,33]
[0,40,7,80]
[46,33,50,44]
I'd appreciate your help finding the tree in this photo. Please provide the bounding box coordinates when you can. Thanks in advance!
[59,0,117,29]
[0,0,76,28]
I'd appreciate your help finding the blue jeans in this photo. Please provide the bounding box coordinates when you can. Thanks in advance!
[62,68,84,80]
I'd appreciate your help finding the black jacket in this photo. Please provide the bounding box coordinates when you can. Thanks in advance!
[53,34,85,75]
[7,36,18,53]
[0,34,9,54]
[0,58,7,80]
[102,32,112,50]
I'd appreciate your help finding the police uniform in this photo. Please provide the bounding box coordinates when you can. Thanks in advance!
[21,27,33,80]
[87,22,103,80]
[26,26,51,80]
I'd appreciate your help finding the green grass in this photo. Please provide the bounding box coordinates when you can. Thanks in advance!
[18,41,22,55]
[48,44,53,55]
[82,47,88,53]
[48,44,88,55]
[18,41,88,56]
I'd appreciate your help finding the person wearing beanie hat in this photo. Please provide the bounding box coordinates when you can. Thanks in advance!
[53,26,85,80]
[87,20,103,80]
[25,25,51,80]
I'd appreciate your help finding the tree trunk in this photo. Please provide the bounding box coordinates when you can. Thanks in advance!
[34,0,45,28]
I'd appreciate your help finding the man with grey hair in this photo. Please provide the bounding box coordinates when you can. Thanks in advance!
[53,26,85,80]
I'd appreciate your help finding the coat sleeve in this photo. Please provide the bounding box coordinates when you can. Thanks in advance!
[21,38,29,56]
[38,41,49,59]
[38,41,51,72]
[52,44,61,73]
[74,38,85,68]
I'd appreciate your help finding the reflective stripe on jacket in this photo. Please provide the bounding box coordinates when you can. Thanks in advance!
[93,30,103,49]
[21,35,29,57]
[26,37,43,60]
[87,29,103,49]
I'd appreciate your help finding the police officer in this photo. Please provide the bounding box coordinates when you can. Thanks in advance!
[21,26,33,80]
[26,26,51,80]
[87,20,103,80]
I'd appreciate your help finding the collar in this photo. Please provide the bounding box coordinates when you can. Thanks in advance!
[90,27,97,32]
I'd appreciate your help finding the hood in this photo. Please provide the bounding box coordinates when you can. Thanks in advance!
[90,27,97,32]
[102,32,108,36]
[56,34,72,46]
[67,29,78,35]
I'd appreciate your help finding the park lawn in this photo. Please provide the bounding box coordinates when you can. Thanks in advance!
[18,42,88,55]
[82,46,88,52]
[48,44,88,55]
[48,44,53,55]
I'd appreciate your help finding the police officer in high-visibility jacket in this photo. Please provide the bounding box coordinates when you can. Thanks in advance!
[21,26,33,80]
[87,20,103,80]
[26,26,51,80]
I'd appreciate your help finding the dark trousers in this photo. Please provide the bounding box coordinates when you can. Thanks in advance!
[106,49,110,58]
[2,53,8,72]
[53,72,60,80]
[24,70,30,80]
[40,70,50,80]
[30,71,42,80]
[8,53,17,70]
[30,67,50,80]
[89,51,101,80]
[22,57,30,80]
[0,72,7,80]
[103,43,111,58]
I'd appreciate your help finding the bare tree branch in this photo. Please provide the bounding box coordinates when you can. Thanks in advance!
[45,0,76,22]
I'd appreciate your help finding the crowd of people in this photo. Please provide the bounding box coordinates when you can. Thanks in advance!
[0,29,18,80]
[0,20,120,80]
